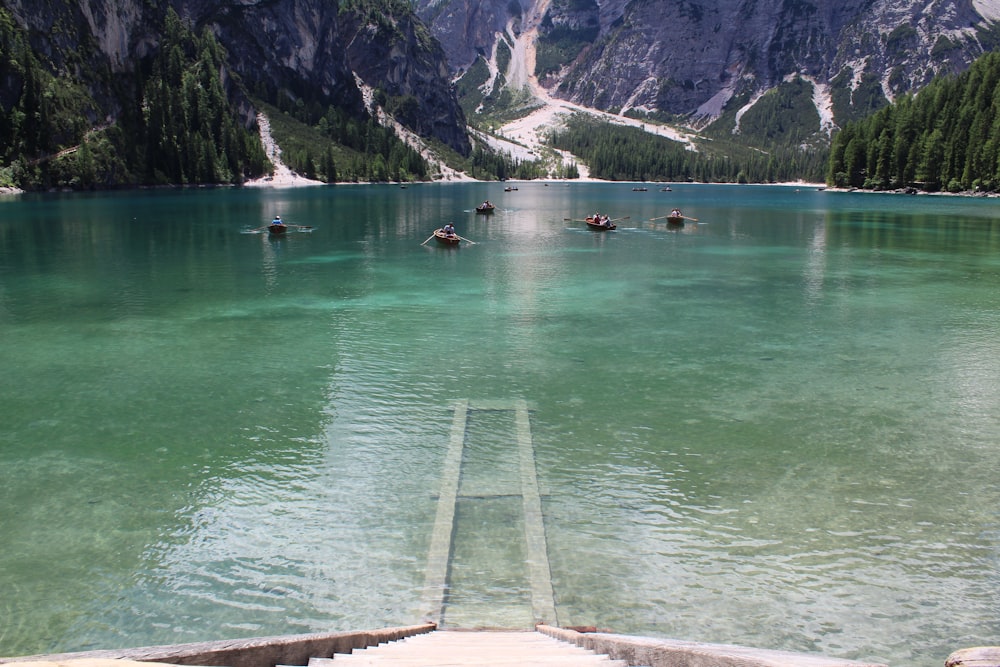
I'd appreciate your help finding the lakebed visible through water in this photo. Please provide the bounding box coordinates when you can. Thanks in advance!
[1,182,998,667]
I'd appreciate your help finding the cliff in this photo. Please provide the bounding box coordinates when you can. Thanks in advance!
[0,0,470,185]
[418,0,1000,129]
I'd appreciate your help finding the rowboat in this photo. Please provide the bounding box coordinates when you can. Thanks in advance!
[667,215,684,225]
[475,203,495,213]
[434,228,461,245]
[585,217,616,230]
[268,223,288,235]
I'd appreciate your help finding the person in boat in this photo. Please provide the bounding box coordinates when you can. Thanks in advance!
[603,215,613,227]
[670,208,682,218]
[443,222,456,237]
[272,215,285,226]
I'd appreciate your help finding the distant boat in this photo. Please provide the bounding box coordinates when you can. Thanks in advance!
[504,186,518,192]
[433,228,461,245]
[660,186,672,192]
[632,187,648,192]
[475,202,496,213]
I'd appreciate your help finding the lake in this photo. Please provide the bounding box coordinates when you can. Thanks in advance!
[1,182,998,667]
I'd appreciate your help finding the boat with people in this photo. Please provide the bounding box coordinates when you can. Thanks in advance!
[268,215,287,235]
[475,201,496,213]
[433,227,462,245]
[585,216,616,230]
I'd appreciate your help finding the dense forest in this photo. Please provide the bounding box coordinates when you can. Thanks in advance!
[827,50,1000,192]
[549,115,828,183]
[0,8,268,189]
[264,94,433,184]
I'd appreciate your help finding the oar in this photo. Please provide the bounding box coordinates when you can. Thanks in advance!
[288,224,314,230]
[420,232,437,246]
[609,216,631,222]
[649,215,669,221]
[563,218,589,222]
[456,235,477,245]
[680,215,699,222]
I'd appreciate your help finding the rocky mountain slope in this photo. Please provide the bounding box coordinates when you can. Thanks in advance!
[420,0,1000,134]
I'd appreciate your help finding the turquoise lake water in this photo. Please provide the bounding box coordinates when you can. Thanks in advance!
[1,182,998,666]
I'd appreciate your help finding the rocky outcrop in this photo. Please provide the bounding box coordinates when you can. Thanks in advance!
[340,5,472,156]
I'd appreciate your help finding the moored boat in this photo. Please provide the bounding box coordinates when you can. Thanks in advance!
[433,228,461,245]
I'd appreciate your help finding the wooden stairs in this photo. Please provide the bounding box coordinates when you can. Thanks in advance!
[301,629,630,666]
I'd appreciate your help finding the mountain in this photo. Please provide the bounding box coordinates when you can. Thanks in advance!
[420,0,1000,138]
[0,0,470,189]
[3,0,1000,189]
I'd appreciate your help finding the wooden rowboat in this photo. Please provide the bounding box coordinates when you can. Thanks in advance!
[585,217,616,231]
[434,228,461,245]
[268,223,288,236]
[667,215,684,226]
[475,203,495,213]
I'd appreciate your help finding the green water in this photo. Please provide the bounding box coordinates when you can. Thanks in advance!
[1,183,998,666]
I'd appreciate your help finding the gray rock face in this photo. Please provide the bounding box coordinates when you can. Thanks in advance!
[415,0,998,122]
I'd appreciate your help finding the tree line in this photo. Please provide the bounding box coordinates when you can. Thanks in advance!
[828,50,1000,192]
[0,8,273,189]
[548,115,828,183]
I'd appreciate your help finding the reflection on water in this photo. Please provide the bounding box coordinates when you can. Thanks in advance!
[1,184,999,667]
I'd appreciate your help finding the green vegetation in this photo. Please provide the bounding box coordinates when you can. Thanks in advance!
[135,10,267,185]
[260,98,431,183]
[468,144,548,180]
[534,0,599,81]
[551,112,829,183]
[0,7,267,189]
[615,75,830,183]
[827,50,1000,192]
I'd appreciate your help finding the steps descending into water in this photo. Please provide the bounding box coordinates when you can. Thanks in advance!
[308,630,631,666]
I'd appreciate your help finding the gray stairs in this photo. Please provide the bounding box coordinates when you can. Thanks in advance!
[308,630,630,666]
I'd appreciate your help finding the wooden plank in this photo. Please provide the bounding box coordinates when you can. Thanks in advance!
[515,399,558,625]
[421,400,468,625]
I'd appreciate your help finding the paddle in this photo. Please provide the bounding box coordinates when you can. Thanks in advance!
[456,235,477,245]
[609,216,631,222]
[563,218,589,222]
[648,215,669,221]
[420,232,437,246]
[680,215,699,222]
